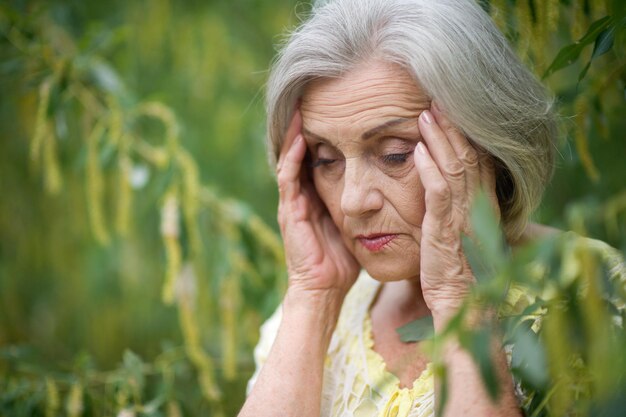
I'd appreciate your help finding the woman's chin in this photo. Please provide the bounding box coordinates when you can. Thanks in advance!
[357,256,421,282]
[349,238,420,282]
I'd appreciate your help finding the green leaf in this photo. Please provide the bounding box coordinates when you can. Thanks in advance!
[465,326,500,400]
[396,316,434,342]
[436,365,449,417]
[592,26,617,58]
[464,190,506,283]
[578,26,616,82]
[510,323,548,390]
[470,191,505,263]
[543,16,613,79]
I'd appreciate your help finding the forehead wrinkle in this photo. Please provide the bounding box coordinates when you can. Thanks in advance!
[303,63,426,98]
[302,87,426,111]
[303,100,425,128]
[300,61,430,148]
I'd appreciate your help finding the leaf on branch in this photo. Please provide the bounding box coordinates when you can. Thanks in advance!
[464,190,507,283]
[396,316,434,342]
[463,325,500,400]
[511,322,549,390]
[578,26,616,83]
[543,16,613,79]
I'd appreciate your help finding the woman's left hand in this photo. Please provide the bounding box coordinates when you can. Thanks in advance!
[413,102,500,320]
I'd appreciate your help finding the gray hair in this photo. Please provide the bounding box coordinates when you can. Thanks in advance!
[266,0,557,241]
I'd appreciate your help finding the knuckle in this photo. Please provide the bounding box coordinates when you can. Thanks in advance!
[432,181,450,197]
[276,174,289,192]
[277,183,287,195]
[445,125,460,137]
[426,181,451,205]
[444,161,465,178]
[461,149,479,166]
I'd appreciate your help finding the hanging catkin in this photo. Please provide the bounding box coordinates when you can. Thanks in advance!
[546,0,560,32]
[166,400,182,417]
[515,0,533,61]
[247,215,284,264]
[45,377,60,417]
[116,148,133,237]
[161,188,182,305]
[86,121,110,244]
[135,102,179,156]
[489,0,508,34]
[543,303,574,416]
[177,149,202,257]
[107,95,123,147]
[31,78,52,170]
[42,127,63,195]
[66,382,84,417]
[573,95,600,182]
[177,265,221,401]
[112,105,132,236]
[530,0,545,72]
[589,0,607,22]
[221,251,242,381]
[577,242,613,396]
[570,0,586,41]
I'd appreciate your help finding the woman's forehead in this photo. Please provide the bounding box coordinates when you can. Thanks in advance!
[300,60,429,139]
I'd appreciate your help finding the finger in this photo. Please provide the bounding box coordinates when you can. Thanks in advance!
[277,134,307,203]
[418,109,466,208]
[277,110,303,170]
[413,140,452,228]
[431,102,480,199]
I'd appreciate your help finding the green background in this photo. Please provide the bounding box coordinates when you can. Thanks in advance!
[0,0,624,416]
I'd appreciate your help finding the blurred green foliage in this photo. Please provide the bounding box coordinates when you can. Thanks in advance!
[0,0,624,416]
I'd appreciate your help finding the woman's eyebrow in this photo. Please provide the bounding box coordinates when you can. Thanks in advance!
[361,117,413,140]
[301,117,415,143]
[301,127,329,144]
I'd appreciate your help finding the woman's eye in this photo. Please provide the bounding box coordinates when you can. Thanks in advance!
[310,158,337,168]
[381,152,412,164]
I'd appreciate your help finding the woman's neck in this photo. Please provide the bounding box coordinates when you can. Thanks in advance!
[372,278,431,326]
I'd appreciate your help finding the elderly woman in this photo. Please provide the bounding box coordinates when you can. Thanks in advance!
[240,0,557,416]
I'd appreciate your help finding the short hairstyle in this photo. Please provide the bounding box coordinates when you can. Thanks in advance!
[266,0,557,241]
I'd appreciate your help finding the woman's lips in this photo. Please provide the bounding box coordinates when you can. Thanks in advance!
[356,234,398,252]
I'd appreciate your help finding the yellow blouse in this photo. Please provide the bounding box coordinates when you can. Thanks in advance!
[247,271,435,417]
[246,235,625,417]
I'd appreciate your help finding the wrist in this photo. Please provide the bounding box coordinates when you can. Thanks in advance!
[282,287,346,341]
[285,282,347,313]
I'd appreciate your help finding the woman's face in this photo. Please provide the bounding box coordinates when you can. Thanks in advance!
[300,60,430,282]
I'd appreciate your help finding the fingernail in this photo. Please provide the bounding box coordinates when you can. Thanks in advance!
[417,141,427,155]
[432,101,443,113]
[421,110,432,124]
[295,134,303,144]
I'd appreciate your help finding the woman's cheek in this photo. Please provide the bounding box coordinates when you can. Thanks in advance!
[312,173,343,221]
[389,168,426,228]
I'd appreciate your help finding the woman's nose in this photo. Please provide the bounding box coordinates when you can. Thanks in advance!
[340,160,384,218]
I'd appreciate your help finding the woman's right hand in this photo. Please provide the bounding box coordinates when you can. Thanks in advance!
[276,110,360,304]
